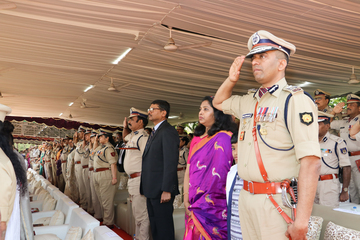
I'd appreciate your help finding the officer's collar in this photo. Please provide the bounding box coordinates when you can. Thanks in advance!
[254,77,287,100]
[321,132,330,143]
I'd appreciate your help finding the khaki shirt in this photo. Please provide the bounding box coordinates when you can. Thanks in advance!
[44,150,51,162]
[60,145,70,162]
[322,105,342,120]
[0,149,16,223]
[89,145,101,168]
[178,146,189,168]
[94,142,118,169]
[81,143,91,166]
[331,114,360,152]
[320,132,351,175]
[124,129,148,175]
[74,141,84,163]
[222,77,321,182]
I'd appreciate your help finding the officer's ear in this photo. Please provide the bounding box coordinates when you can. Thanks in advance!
[278,58,287,71]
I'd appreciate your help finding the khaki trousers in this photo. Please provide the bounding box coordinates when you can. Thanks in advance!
[314,177,340,208]
[93,170,117,225]
[61,162,67,182]
[82,168,94,214]
[239,190,291,240]
[75,163,87,209]
[349,156,360,204]
[130,194,150,240]
[44,162,52,182]
[89,170,103,219]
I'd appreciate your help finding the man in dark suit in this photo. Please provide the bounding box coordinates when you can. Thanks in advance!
[140,100,180,240]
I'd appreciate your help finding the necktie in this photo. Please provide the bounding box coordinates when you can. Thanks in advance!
[145,129,155,150]
[258,87,269,98]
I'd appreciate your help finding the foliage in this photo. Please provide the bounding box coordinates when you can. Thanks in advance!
[329,96,347,108]
[183,122,198,134]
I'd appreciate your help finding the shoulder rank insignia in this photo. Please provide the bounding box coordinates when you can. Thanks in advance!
[340,148,348,154]
[284,85,303,95]
[300,112,313,125]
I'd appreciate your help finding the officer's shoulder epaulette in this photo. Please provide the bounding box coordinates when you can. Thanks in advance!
[283,85,303,95]
[329,134,344,144]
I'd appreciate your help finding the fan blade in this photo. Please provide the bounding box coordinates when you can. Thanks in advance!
[177,42,212,51]
[0,3,16,10]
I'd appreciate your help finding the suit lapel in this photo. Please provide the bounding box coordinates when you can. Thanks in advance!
[143,120,167,157]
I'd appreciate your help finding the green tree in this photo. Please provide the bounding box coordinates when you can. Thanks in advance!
[329,96,347,108]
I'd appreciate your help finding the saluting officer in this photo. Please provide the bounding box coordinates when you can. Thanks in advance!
[93,128,118,228]
[44,143,53,183]
[316,111,351,207]
[213,30,321,240]
[65,135,79,202]
[60,136,71,183]
[122,107,150,240]
[89,129,103,221]
[74,125,87,209]
[81,128,94,215]
[331,94,360,204]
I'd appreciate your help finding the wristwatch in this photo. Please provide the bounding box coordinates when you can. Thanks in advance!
[343,188,348,192]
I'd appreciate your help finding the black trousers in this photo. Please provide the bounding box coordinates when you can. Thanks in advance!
[146,196,175,240]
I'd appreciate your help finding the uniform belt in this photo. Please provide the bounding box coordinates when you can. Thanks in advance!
[45,161,51,163]
[82,165,89,169]
[243,180,282,194]
[75,161,81,164]
[129,172,141,179]
[61,160,67,163]
[349,151,360,156]
[319,174,338,181]
[177,167,186,171]
[89,167,94,171]
[94,168,109,172]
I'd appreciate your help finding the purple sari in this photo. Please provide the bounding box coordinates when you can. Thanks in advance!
[184,131,232,240]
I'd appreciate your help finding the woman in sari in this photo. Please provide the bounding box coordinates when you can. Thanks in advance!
[184,96,236,240]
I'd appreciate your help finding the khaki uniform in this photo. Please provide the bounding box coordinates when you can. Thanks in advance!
[331,114,360,204]
[74,141,87,209]
[89,145,103,220]
[44,150,52,183]
[124,129,149,240]
[60,145,70,182]
[50,149,58,186]
[0,148,17,225]
[65,148,79,203]
[93,142,118,226]
[81,143,94,214]
[322,106,341,136]
[315,132,351,207]
[222,78,321,240]
[177,146,188,185]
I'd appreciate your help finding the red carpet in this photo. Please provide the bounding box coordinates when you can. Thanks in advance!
[111,225,133,240]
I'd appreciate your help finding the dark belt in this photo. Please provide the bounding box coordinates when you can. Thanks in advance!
[129,172,141,179]
[177,167,185,171]
[94,168,109,172]
[61,160,67,163]
[319,174,338,181]
[89,167,94,171]
[75,161,81,164]
[45,161,51,163]
[82,165,89,169]
[243,180,282,194]
[349,151,360,156]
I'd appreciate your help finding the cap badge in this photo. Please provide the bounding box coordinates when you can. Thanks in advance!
[252,32,260,45]
[315,90,319,95]
[347,95,352,100]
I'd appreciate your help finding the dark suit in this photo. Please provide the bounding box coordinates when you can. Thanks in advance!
[141,120,179,240]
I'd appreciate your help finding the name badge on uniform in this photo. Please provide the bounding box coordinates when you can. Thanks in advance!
[239,131,245,141]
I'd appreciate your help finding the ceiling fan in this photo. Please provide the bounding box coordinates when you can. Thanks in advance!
[107,77,131,92]
[0,2,16,10]
[168,112,184,120]
[148,27,212,52]
[80,99,99,109]
[348,66,359,84]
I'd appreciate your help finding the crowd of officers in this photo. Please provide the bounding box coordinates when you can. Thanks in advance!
[27,108,192,239]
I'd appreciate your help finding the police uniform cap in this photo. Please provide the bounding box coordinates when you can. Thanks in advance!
[112,130,122,137]
[246,30,296,58]
[176,125,185,129]
[346,94,360,103]
[78,125,86,132]
[84,128,92,135]
[0,103,12,122]
[129,107,148,119]
[318,111,333,122]
[314,89,331,98]
[98,128,113,137]
[90,129,99,138]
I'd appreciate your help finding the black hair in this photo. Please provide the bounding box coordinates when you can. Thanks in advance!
[0,121,27,196]
[194,96,237,137]
[136,116,148,128]
[325,95,330,104]
[151,100,170,118]
[231,131,238,144]
[106,134,116,147]
[180,136,189,145]
[144,127,152,135]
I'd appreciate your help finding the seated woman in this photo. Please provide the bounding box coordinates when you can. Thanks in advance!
[184,96,236,240]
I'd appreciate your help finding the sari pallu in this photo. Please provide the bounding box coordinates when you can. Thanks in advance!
[184,131,232,240]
